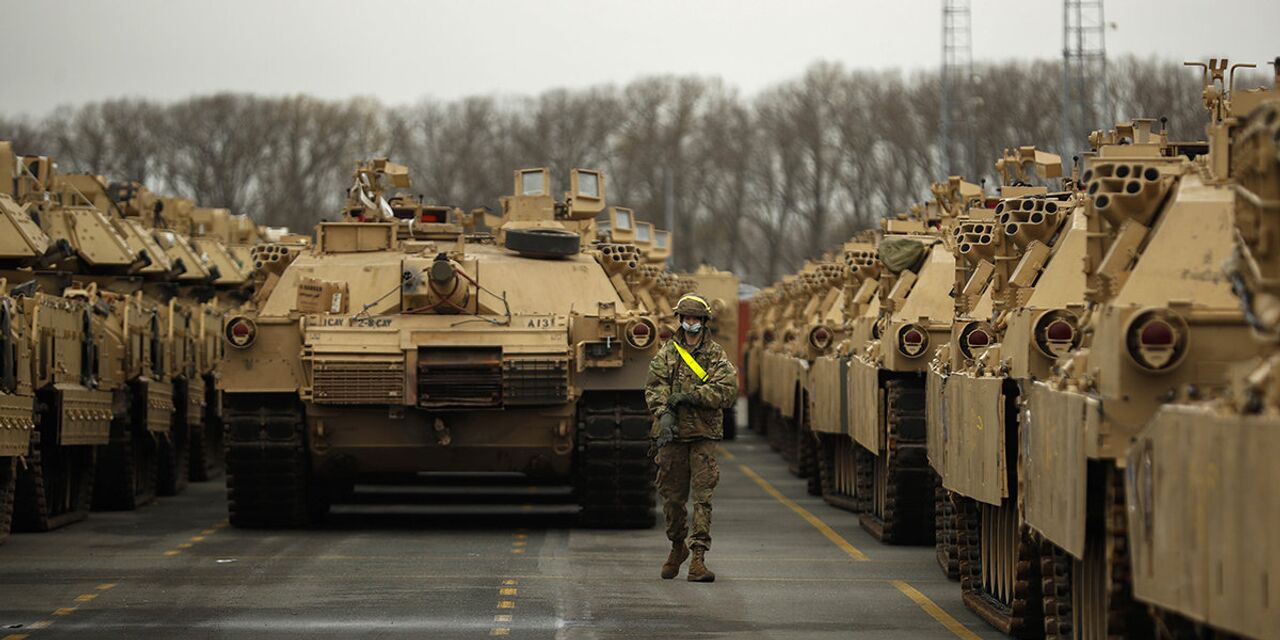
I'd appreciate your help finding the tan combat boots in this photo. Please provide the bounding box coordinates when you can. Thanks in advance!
[661,541,689,579]
[687,548,715,582]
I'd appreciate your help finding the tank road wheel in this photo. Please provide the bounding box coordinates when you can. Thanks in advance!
[0,457,15,544]
[92,391,158,511]
[857,378,935,545]
[1041,464,1148,640]
[821,435,863,513]
[958,498,1044,637]
[190,375,224,482]
[799,396,820,496]
[575,390,655,529]
[14,428,96,532]
[224,394,316,528]
[935,483,960,580]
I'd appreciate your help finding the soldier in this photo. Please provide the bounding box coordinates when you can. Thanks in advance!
[645,293,739,582]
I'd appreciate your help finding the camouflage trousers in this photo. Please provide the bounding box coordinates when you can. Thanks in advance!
[655,439,720,550]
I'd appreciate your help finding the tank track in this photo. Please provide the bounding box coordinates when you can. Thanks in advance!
[92,398,158,511]
[722,407,738,441]
[799,398,820,496]
[0,457,15,544]
[747,393,766,434]
[158,380,191,496]
[857,377,934,545]
[958,497,1044,638]
[189,374,224,482]
[14,428,95,532]
[935,482,960,580]
[576,391,655,529]
[1040,464,1149,639]
[224,395,314,528]
[819,434,863,513]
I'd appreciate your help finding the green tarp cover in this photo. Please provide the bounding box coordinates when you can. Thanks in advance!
[878,237,925,274]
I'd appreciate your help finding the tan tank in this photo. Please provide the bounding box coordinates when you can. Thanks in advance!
[809,235,881,512]
[1019,60,1272,639]
[840,181,978,545]
[686,265,740,438]
[0,147,119,530]
[924,147,1083,635]
[1119,66,1280,640]
[218,160,664,528]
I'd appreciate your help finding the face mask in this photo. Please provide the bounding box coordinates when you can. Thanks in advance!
[681,320,702,333]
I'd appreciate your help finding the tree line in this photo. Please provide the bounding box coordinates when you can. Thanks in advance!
[1,56,1218,285]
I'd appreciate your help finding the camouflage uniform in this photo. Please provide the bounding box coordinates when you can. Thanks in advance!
[645,329,738,551]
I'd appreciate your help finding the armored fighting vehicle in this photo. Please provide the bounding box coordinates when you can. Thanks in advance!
[844,182,979,544]
[810,237,881,510]
[686,265,741,438]
[1119,66,1280,640]
[0,147,117,530]
[925,147,1081,635]
[1020,60,1270,639]
[220,160,662,528]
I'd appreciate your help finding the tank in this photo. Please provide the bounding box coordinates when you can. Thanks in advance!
[0,146,116,530]
[687,265,741,438]
[842,184,978,545]
[219,160,664,528]
[1019,60,1272,639]
[1119,69,1280,639]
[0,195,42,543]
[810,236,881,513]
[924,147,1082,635]
[46,173,182,507]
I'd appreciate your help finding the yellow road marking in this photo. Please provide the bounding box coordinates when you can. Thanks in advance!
[52,607,76,616]
[513,533,528,540]
[95,583,116,591]
[490,629,510,636]
[201,529,215,535]
[499,588,518,596]
[512,541,526,547]
[891,580,982,640]
[502,579,518,586]
[2,633,30,640]
[494,614,513,622]
[75,594,97,603]
[737,464,868,561]
[163,550,180,557]
[191,535,206,542]
[497,601,515,609]
[716,445,736,461]
[177,543,193,549]
[28,621,52,630]
[510,549,525,555]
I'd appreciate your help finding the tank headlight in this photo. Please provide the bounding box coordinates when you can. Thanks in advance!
[225,316,257,349]
[1125,309,1188,372]
[763,329,776,344]
[624,318,657,349]
[807,325,833,351]
[958,321,996,360]
[897,323,929,358]
[1033,310,1080,359]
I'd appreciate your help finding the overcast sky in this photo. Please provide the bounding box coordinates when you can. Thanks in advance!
[3,0,1275,116]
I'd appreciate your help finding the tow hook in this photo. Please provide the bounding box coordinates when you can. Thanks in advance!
[433,417,452,446]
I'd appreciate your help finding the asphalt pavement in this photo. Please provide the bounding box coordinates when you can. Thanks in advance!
[0,430,1001,639]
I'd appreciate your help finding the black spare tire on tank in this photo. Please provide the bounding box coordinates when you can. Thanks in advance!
[504,228,580,258]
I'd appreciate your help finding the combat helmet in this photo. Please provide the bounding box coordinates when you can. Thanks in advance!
[674,293,713,319]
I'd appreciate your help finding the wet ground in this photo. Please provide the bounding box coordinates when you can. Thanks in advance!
[0,431,1000,639]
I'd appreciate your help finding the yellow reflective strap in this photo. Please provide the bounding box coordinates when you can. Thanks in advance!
[672,342,709,382]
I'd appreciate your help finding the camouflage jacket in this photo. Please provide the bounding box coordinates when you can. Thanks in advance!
[644,330,739,441]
